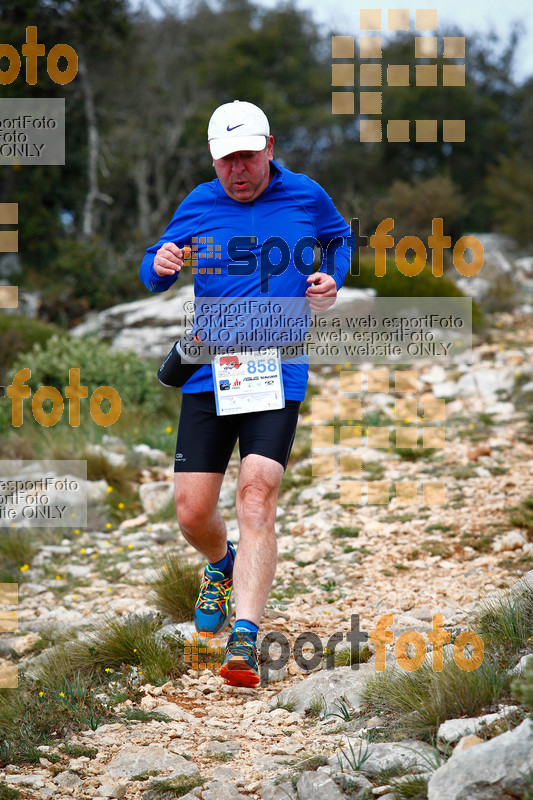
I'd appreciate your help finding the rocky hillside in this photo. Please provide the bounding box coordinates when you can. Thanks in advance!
[1,308,533,800]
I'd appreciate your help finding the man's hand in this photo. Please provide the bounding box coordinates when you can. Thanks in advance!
[153,242,189,277]
[305,271,338,311]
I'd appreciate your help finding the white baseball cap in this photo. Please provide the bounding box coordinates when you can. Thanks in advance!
[208,100,270,160]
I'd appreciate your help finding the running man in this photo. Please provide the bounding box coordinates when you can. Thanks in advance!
[140,100,352,686]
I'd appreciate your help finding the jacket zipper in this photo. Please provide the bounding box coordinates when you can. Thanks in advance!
[251,200,255,249]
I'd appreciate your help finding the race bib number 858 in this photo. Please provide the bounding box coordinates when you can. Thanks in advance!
[212,349,284,416]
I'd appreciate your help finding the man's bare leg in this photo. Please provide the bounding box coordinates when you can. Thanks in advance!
[174,472,227,562]
[233,453,284,626]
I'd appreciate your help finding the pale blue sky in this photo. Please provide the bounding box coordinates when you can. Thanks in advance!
[254,0,533,82]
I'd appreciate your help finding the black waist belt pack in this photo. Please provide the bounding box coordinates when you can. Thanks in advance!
[157,336,203,388]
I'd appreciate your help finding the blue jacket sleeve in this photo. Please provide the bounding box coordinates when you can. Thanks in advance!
[139,188,215,293]
[312,183,352,291]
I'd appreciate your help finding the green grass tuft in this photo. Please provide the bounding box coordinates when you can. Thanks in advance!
[391,773,430,799]
[150,552,201,623]
[272,694,297,712]
[0,612,186,767]
[334,643,373,668]
[61,743,98,758]
[131,769,162,781]
[336,739,370,772]
[361,654,509,740]
[292,753,329,773]
[305,694,326,717]
[0,782,20,800]
[209,751,235,762]
[512,655,533,718]
[0,530,35,579]
[509,493,533,541]
[123,708,171,723]
[0,675,114,767]
[331,526,360,538]
[146,776,206,797]
[393,445,437,462]
[32,612,185,689]
[475,588,533,664]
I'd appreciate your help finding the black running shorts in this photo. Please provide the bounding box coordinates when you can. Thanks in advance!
[174,392,301,473]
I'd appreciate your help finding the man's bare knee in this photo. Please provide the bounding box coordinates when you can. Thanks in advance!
[175,498,212,534]
[174,472,223,534]
[236,477,278,527]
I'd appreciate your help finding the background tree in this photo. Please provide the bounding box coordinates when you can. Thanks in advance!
[0,0,531,325]
[373,175,466,243]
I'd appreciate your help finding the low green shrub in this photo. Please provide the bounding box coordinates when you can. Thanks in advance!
[10,334,161,416]
[36,237,142,325]
[0,312,59,384]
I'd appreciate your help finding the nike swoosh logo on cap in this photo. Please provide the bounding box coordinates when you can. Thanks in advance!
[227,124,244,131]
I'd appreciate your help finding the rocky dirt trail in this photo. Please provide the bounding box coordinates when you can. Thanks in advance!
[2,310,533,799]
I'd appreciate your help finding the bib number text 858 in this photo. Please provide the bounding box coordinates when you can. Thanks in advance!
[247,358,277,374]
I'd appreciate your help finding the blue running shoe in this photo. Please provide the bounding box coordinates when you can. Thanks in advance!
[194,542,235,637]
[220,629,260,687]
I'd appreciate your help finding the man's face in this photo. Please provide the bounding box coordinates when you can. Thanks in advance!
[211,136,274,202]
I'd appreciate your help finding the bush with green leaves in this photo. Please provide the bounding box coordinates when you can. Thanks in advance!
[486,154,533,246]
[0,333,180,460]
[373,174,466,243]
[37,238,143,326]
[0,312,60,385]
[10,334,162,416]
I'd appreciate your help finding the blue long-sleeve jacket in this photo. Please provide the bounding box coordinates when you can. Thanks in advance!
[140,160,352,399]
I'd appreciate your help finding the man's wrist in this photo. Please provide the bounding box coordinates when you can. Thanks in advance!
[148,259,177,290]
